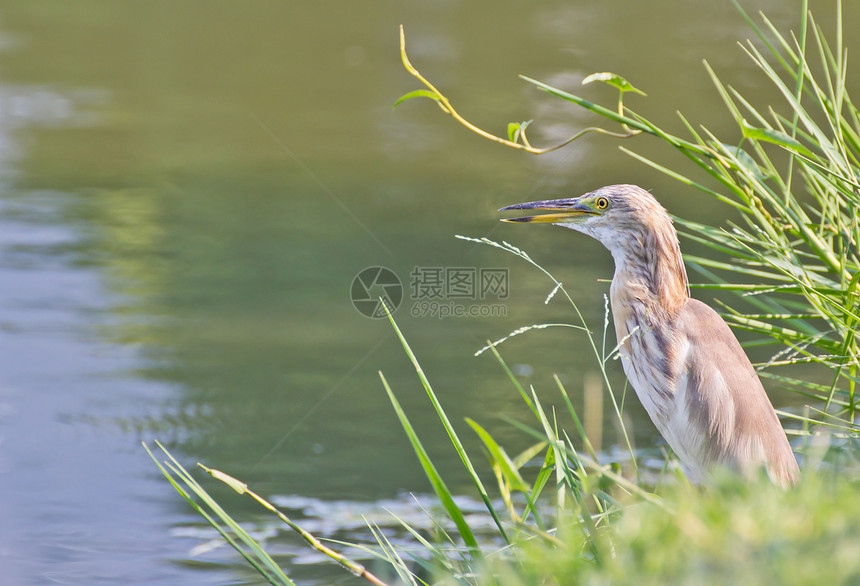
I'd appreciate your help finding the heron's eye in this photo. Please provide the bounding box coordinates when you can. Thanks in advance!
[595,197,609,210]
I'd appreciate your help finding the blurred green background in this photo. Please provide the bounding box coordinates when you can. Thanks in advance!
[0,2,854,584]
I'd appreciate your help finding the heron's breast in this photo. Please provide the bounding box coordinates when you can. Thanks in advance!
[609,276,640,354]
[610,286,681,423]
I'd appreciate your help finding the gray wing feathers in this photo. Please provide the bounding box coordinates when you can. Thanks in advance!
[679,299,798,487]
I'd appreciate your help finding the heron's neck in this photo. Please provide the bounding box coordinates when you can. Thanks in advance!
[607,226,689,316]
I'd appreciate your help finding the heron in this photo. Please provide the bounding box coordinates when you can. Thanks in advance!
[500,184,799,487]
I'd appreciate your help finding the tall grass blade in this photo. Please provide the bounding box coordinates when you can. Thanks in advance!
[378,371,482,557]
[384,306,509,543]
[143,441,294,586]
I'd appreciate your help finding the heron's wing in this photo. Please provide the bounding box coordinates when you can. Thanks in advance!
[671,299,798,486]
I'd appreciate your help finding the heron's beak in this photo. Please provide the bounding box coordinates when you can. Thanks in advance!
[498,198,595,223]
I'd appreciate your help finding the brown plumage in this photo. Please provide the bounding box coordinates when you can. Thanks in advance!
[501,184,799,487]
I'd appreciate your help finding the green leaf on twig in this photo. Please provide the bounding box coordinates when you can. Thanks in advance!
[393,89,444,109]
[507,120,533,144]
[582,72,647,95]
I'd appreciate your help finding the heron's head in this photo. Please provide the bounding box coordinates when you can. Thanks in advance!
[499,184,672,253]
[501,184,688,307]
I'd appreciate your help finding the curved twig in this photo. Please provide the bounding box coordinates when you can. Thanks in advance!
[398,25,638,154]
